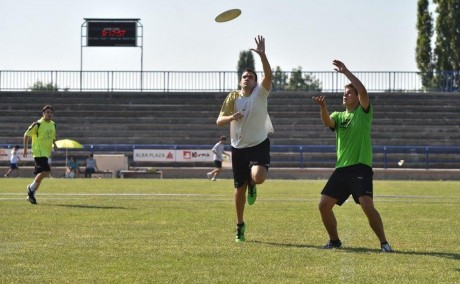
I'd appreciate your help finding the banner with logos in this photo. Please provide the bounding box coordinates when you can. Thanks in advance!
[133,149,213,162]
[0,148,35,161]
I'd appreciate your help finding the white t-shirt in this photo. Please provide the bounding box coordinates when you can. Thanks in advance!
[230,85,274,148]
[10,149,19,164]
[212,142,225,161]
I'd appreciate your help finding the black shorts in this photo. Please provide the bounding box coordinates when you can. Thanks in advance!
[321,164,374,206]
[214,160,223,168]
[231,138,270,188]
[34,157,51,175]
[9,163,18,170]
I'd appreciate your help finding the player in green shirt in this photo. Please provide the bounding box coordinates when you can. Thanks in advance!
[23,105,57,204]
[312,60,393,253]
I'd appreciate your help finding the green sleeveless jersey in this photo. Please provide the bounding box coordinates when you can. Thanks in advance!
[24,118,56,158]
[330,104,373,168]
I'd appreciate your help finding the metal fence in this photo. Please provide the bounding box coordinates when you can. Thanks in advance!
[2,144,458,169]
[274,145,460,169]
[1,70,459,92]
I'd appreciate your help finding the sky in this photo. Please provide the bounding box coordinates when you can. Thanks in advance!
[0,0,427,72]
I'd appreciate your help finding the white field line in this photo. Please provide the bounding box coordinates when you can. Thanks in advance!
[0,192,458,203]
[0,193,224,197]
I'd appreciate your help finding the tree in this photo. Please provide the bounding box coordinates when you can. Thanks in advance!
[450,0,460,72]
[288,66,322,92]
[303,74,322,92]
[433,0,453,71]
[29,81,58,92]
[432,0,460,90]
[288,67,306,91]
[272,66,288,91]
[449,0,460,88]
[237,50,255,83]
[416,0,434,89]
[416,0,460,91]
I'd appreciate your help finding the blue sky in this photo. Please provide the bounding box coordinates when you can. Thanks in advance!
[0,0,425,72]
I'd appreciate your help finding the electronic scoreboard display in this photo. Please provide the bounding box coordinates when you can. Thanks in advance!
[87,21,137,47]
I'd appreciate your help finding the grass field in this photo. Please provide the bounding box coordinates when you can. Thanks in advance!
[1,178,459,283]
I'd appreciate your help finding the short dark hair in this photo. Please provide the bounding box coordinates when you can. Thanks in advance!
[242,68,257,82]
[345,83,357,95]
[220,135,227,141]
[42,105,54,112]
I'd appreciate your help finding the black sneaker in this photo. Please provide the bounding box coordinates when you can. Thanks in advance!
[27,185,37,204]
[381,243,394,253]
[323,240,342,249]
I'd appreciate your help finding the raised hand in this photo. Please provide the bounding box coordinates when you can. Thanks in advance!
[312,95,327,107]
[332,60,349,74]
[251,35,265,55]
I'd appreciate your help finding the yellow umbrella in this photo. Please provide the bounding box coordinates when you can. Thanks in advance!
[55,139,83,167]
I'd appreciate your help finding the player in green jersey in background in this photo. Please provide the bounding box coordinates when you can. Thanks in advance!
[23,105,57,204]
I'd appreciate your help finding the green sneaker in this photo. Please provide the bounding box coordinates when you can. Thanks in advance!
[247,183,257,205]
[235,223,246,242]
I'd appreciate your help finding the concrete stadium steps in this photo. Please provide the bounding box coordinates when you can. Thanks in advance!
[0,91,458,149]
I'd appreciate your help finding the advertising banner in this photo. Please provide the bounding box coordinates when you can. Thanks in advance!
[175,149,212,162]
[0,148,34,161]
[133,149,213,162]
[133,149,175,162]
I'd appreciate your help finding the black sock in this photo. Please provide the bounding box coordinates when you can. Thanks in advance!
[381,241,388,245]
[330,239,341,244]
[237,222,245,228]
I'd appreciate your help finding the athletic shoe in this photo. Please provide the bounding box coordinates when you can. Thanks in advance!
[207,172,212,180]
[235,223,246,242]
[381,243,394,253]
[247,183,257,205]
[27,185,37,205]
[211,177,216,181]
[323,240,342,249]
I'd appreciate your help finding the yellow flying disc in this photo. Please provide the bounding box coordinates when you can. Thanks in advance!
[215,9,242,23]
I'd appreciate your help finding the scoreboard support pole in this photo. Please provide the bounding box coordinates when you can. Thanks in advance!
[80,18,143,91]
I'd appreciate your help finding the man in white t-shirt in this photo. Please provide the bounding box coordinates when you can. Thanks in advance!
[216,35,273,242]
[4,145,21,177]
[207,136,230,181]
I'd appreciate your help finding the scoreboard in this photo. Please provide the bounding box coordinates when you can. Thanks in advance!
[87,21,137,47]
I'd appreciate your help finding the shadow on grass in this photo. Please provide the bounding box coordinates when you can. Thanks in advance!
[250,240,320,249]
[250,240,460,260]
[49,204,133,210]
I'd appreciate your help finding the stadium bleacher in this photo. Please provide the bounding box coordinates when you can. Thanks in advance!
[1,91,459,171]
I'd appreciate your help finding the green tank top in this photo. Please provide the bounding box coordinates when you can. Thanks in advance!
[330,104,373,168]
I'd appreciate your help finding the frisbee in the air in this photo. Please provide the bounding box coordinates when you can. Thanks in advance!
[215,9,242,23]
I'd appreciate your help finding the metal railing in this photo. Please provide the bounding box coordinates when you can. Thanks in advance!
[0,70,459,92]
[274,145,460,169]
[2,144,458,169]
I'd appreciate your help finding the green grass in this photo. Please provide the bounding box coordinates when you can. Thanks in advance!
[1,178,459,283]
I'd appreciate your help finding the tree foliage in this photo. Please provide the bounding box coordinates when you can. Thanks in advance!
[29,81,58,92]
[237,50,255,82]
[267,66,322,92]
[433,0,453,72]
[288,67,322,92]
[450,0,460,72]
[272,66,288,91]
[416,0,434,89]
[237,54,322,92]
[417,0,460,90]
